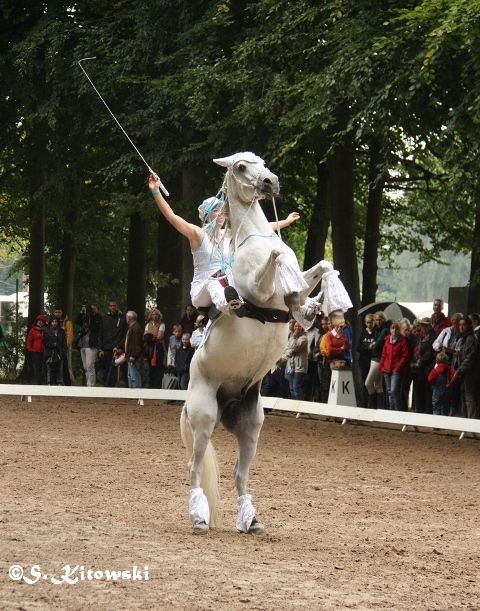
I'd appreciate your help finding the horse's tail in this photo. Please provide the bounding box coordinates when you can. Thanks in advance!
[180,404,220,528]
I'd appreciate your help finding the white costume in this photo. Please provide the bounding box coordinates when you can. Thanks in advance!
[190,230,232,313]
[189,195,234,314]
[292,270,353,330]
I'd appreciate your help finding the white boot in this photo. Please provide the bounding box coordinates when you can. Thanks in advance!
[189,487,210,532]
[236,494,264,534]
[275,253,309,293]
[321,269,353,314]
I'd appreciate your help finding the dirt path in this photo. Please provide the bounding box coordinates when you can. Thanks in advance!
[1,397,479,610]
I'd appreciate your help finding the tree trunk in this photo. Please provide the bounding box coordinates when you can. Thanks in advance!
[156,217,182,331]
[328,140,362,404]
[362,137,386,306]
[27,207,45,325]
[303,158,330,270]
[26,143,45,325]
[57,200,81,317]
[181,165,206,307]
[126,209,147,327]
[328,141,360,311]
[467,189,480,312]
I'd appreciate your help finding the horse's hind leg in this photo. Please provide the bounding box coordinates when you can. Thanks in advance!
[222,385,265,534]
[183,381,220,533]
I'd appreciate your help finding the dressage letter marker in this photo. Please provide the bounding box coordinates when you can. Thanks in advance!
[328,368,357,407]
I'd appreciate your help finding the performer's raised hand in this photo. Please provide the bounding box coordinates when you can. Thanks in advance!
[148,173,161,192]
[286,211,300,225]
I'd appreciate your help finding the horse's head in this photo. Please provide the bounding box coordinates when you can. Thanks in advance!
[213,152,280,204]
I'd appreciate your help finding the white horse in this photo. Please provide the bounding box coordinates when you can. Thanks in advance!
[180,152,333,534]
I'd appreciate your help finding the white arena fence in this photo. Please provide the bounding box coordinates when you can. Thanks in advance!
[1,384,479,440]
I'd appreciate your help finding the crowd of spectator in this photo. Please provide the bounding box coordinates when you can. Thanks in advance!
[20,297,480,418]
[24,299,203,391]
[261,298,480,420]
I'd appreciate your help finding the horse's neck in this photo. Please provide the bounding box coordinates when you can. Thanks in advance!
[228,196,272,247]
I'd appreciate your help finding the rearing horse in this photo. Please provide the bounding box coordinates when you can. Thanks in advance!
[180,152,333,534]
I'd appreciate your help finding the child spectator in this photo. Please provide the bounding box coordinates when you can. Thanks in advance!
[318,317,332,402]
[324,315,351,364]
[167,324,183,368]
[427,351,455,416]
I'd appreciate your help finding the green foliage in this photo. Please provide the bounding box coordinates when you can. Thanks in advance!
[0,312,27,381]
[1,0,480,316]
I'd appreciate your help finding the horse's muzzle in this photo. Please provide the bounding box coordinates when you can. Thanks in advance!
[258,174,280,198]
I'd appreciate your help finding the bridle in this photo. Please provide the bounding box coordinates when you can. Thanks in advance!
[222,160,283,248]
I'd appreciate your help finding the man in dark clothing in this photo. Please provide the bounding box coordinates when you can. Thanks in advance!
[430,298,451,335]
[180,305,197,335]
[174,333,195,390]
[98,299,127,386]
[43,318,67,385]
[125,310,143,388]
[412,318,437,414]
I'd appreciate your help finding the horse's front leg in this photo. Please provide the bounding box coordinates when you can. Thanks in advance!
[250,249,281,303]
[222,384,265,534]
[299,259,333,301]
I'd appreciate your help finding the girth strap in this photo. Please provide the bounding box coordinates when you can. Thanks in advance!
[241,300,289,324]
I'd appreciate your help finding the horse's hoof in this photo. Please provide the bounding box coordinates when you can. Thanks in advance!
[193,521,209,534]
[248,518,265,535]
[284,292,300,309]
[224,286,246,314]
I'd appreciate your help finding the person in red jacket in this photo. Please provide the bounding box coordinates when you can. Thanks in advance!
[379,321,409,410]
[427,351,455,416]
[26,314,47,384]
[431,298,452,334]
[324,316,351,364]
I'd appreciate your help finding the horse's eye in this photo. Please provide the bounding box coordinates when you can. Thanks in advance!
[237,163,246,172]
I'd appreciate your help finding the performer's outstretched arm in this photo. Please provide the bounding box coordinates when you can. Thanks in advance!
[269,211,300,232]
[148,174,202,250]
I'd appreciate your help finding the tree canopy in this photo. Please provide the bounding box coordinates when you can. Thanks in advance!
[1,0,479,326]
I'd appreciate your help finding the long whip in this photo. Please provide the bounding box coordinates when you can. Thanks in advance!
[78,57,169,196]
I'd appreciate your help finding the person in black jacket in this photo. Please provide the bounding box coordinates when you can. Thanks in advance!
[364,312,390,409]
[43,318,67,385]
[411,318,437,414]
[356,313,376,407]
[98,299,127,387]
[174,333,195,390]
[449,316,479,418]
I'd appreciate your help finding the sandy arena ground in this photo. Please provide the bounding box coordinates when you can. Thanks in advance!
[1,396,479,610]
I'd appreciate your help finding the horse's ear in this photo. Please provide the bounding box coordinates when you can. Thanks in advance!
[213,156,233,167]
